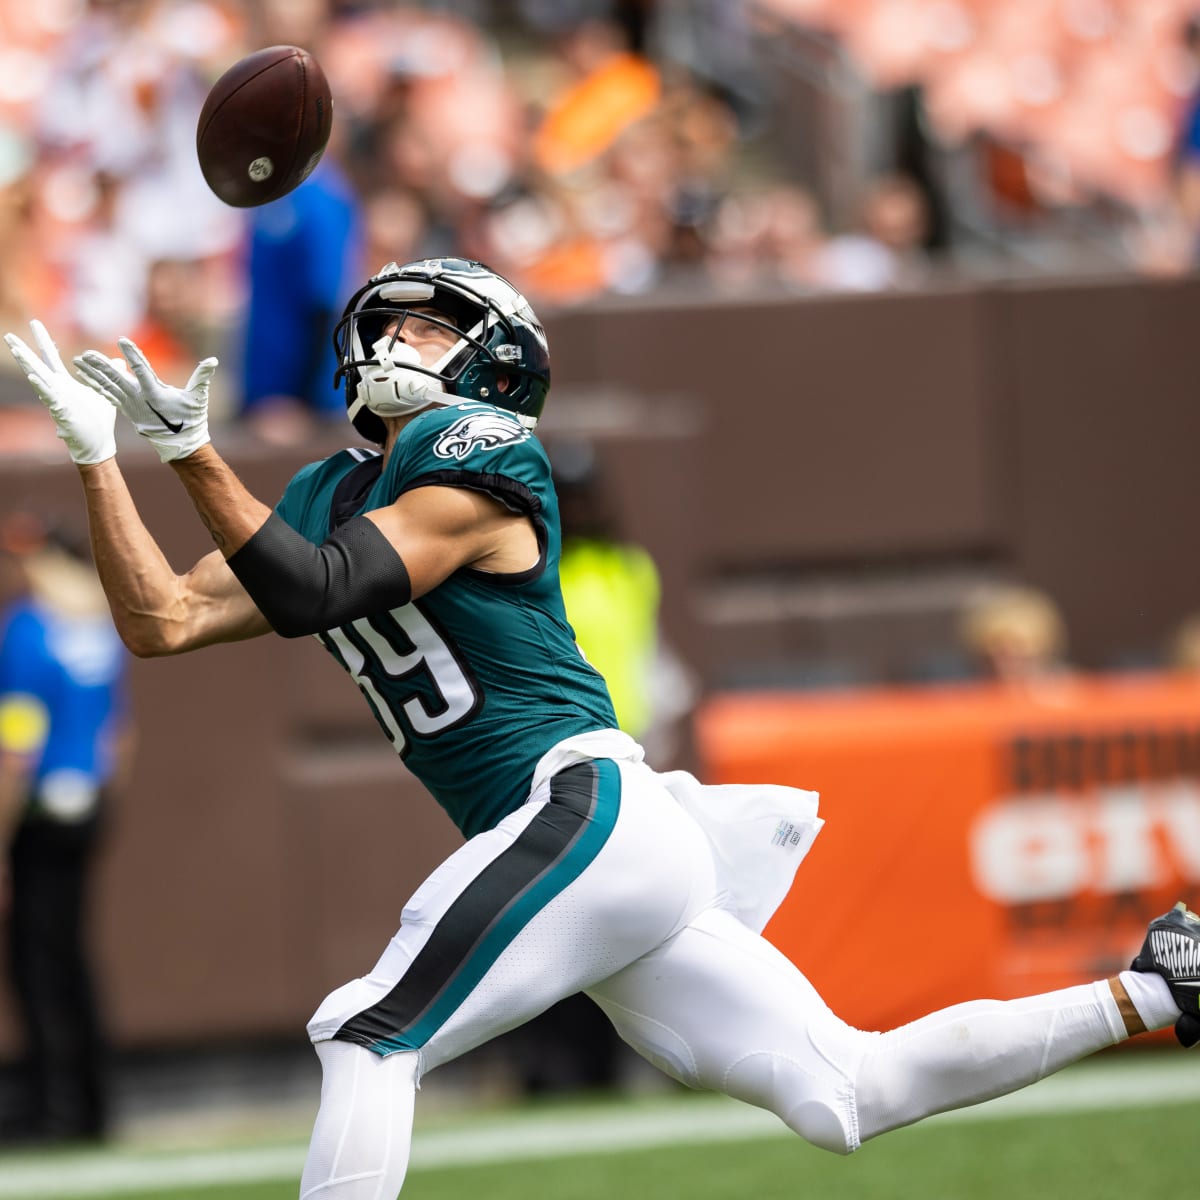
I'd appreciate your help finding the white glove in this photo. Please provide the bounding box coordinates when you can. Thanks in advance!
[3,321,117,465]
[74,337,218,463]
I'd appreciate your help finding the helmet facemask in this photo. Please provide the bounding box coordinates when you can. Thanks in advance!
[335,259,551,444]
[341,281,476,428]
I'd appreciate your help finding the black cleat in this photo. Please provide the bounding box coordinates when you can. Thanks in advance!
[1131,901,1200,1048]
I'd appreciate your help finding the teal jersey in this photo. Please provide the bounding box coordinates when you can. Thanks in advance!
[275,403,618,838]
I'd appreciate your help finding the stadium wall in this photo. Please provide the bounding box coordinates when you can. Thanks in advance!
[0,273,1195,1050]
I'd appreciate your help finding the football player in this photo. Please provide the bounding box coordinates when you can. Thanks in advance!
[6,258,1198,1198]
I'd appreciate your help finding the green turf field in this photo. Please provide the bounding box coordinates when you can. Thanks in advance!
[55,1106,1197,1200]
[3,1092,1194,1200]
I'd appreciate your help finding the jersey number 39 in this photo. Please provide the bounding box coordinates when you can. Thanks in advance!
[321,605,479,754]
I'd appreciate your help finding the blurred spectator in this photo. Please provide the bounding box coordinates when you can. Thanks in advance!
[1163,12,1200,271]
[553,437,695,765]
[34,0,241,348]
[326,7,521,228]
[236,152,364,445]
[504,436,695,1097]
[808,173,932,291]
[0,0,1195,396]
[126,255,226,390]
[361,186,435,278]
[532,18,661,177]
[1166,612,1200,673]
[0,127,50,339]
[750,183,827,291]
[0,512,132,1145]
[958,584,1072,689]
[228,0,365,444]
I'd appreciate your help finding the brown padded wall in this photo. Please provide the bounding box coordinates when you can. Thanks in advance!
[551,287,1008,564]
[0,274,1196,1049]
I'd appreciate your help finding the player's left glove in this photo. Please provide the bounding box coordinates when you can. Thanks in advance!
[3,321,117,465]
[74,338,218,463]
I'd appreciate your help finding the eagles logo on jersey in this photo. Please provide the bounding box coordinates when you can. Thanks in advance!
[434,410,530,461]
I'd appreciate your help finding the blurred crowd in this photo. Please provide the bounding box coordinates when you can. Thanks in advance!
[1,0,1200,438]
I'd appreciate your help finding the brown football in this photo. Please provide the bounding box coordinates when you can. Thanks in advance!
[196,45,333,208]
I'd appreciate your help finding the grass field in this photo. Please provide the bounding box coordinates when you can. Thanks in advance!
[13,1106,1192,1200]
[1,1053,1194,1200]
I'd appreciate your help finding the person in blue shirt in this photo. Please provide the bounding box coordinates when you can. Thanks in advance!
[6,261,1200,1196]
[0,514,131,1143]
[238,157,364,443]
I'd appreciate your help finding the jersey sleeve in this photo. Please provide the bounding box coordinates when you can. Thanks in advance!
[385,403,553,519]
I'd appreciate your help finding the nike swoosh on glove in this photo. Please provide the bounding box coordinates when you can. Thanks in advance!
[75,337,218,463]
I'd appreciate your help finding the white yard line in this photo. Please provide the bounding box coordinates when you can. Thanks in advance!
[0,1055,1194,1198]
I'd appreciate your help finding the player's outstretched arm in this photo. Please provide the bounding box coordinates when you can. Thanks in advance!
[72,337,409,637]
[4,323,270,656]
[79,458,271,656]
[74,336,527,638]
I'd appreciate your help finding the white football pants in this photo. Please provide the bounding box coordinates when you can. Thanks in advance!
[299,757,1133,1199]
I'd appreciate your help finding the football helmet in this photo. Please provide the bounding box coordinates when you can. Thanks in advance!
[334,257,551,443]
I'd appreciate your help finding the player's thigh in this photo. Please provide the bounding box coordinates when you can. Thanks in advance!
[419,760,718,1071]
[311,758,717,1074]
[588,906,873,1152]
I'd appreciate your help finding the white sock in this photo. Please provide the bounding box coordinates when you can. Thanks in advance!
[856,981,1126,1143]
[1119,970,1180,1031]
[300,1040,418,1200]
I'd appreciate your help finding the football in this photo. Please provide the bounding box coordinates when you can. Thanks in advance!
[196,45,333,208]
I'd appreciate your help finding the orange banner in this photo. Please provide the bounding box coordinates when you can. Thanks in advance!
[697,675,1200,1032]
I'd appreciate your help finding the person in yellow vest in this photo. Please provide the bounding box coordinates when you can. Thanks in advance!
[554,438,693,768]
[558,512,659,740]
[504,438,695,1096]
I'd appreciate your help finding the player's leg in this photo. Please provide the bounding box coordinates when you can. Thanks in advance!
[588,904,1179,1155]
[299,757,714,1196]
[299,1042,417,1200]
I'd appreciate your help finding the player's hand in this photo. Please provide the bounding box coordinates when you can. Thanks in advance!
[74,338,218,463]
[3,321,117,465]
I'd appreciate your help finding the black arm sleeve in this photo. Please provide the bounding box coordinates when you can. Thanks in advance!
[226,512,412,638]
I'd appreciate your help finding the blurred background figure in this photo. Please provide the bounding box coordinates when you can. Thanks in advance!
[233,0,364,445]
[958,583,1072,689]
[1165,611,1200,673]
[553,437,695,768]
[0,512,132,1145]
[501,437,697,1099]
[235,151,364,445]
[809,172,933,291]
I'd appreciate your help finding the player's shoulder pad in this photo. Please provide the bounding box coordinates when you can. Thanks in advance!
[390,403,550,514]
[404,403,535,463]
[276,448,383,528]
[396,403,546,478]
[288,447,381,489]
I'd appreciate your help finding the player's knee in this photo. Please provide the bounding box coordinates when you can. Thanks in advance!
[784,1100,858,1155]
[724,1051,859,1155]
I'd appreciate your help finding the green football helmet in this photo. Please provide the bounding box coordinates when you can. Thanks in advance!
[334,257,551,443]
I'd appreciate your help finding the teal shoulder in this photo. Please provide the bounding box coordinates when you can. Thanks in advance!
[276,447,382,539]
[387,403,552,516]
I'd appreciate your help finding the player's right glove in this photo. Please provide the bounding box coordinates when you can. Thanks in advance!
[74,337,218,463]
[3,321,117,465]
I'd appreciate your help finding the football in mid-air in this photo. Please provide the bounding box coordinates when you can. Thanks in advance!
[196,45,332,208]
